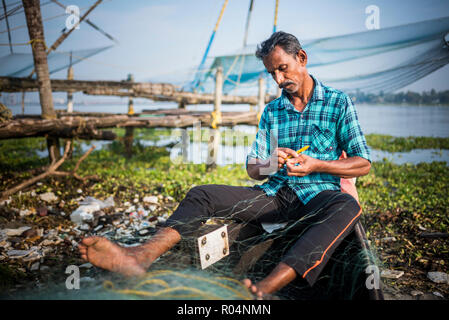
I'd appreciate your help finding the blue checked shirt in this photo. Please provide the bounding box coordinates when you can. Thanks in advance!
[246,74,371,205]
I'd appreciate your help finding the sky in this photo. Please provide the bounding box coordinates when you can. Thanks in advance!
[1,0,449,102]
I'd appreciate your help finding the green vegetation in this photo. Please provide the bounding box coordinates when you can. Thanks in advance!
[365,134,449,152]
[1,132,448,295]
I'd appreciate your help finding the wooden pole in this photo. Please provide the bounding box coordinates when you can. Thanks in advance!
[22,0,60,162]
[207,67,223,170]
[2,0,13,54]
[22,0,56,120]
[257,74,266,120]
[127,74,134,115]
[21,91,25,115]
[125,74,134,158]
[67,62,74,113]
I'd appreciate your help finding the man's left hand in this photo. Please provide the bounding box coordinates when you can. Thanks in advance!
[285,154,321,177]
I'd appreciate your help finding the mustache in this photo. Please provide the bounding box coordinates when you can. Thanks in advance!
[279,81,295,89]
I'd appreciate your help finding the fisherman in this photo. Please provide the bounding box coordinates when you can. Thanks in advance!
[78,31,371,299]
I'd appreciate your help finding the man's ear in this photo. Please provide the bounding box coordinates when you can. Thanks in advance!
[296,49,307,66]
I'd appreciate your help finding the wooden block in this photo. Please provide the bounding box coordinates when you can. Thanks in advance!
[196,225,229,269]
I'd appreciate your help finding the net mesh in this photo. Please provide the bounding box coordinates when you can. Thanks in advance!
[189,17,449,95]
[0,45,113,77]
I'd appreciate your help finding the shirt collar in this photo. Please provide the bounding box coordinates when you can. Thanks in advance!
[278,74,324,110]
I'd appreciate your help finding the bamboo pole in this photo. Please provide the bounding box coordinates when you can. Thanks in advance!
[125,74,134,158]
[207,67,223,170]
[66,65,74,113]
[2,0,13,54]
[257,74,266,120]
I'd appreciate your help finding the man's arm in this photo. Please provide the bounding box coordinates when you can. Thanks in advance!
[285,154,370,179]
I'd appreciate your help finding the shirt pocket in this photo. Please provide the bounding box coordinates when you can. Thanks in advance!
[310,124,336,157]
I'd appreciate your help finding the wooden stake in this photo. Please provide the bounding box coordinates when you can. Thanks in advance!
[207,67,223,170]
[257,74,265,117]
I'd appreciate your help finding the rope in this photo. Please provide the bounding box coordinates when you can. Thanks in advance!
[103,269,253,300]
[211,110,222,129]
[0,38,48,50]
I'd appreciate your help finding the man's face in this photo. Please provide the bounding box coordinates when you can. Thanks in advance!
[262,45,308,94]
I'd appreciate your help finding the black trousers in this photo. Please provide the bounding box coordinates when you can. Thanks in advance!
[164,184,361,286]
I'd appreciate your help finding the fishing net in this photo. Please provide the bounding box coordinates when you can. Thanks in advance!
[0,45,112,77]
[189,16,449,95]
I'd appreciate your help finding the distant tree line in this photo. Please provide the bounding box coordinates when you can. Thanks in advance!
[350,89,449,105]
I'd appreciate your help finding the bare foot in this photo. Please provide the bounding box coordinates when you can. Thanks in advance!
[242,279,265,300]
[78,236,146,277]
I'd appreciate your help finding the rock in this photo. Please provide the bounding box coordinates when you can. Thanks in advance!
[410,290,423,297]
[7,247,38,259]
[433,292,444,299]
[0,197,12,206]
[40,265,50,272]
[23,228,39,239]
[417,224,427,231]
[19,209,33,217]
[143,196,158,204]
[22,251,43,262]
[39,192,58,203]
[380,236,397,242]
[381,269,404,279]
[427,271,449,284]
[0,240,11,249]
[2,226,32,237]
[125,205,136,213]
[30,262,40,271]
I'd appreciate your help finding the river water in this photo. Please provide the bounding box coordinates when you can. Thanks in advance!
[10,103,449,165]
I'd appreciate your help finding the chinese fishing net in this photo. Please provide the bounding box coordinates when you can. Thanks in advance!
[186,16,449,96]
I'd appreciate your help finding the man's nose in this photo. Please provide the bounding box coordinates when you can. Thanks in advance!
[273,71,284,85]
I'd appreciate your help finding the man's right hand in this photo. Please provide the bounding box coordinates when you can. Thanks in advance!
[275,148,299,169]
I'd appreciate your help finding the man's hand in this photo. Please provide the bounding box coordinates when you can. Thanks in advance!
[285,154,321,177]
[275,148,299,169]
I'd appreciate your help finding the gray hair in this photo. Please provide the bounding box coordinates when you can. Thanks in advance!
[255,31,302,60]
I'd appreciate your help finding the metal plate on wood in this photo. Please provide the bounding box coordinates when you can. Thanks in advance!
[197,225,229,269]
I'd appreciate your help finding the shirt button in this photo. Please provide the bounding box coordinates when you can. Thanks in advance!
[330,146,333,150]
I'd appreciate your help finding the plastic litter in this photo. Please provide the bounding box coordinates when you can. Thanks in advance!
[70,196,114,224]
